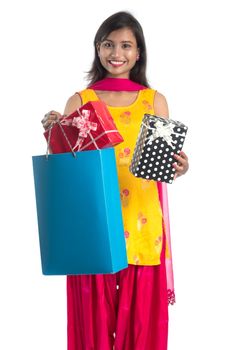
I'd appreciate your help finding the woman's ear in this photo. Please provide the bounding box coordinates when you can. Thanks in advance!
[96,43,100,56]
[136,48,140,61]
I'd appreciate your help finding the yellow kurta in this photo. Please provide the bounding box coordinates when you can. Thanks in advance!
[79,88,163,265]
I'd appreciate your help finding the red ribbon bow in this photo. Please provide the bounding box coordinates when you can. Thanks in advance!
[61,109,98,150]
[72,110,97,138]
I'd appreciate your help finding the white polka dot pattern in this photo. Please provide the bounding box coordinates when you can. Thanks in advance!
[129,114,188,184]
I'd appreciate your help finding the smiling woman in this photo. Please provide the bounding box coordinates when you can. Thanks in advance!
[42,10,189,350]
[86,11,149,87]
[97,28,140,78]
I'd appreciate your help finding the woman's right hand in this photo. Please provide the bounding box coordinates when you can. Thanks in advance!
[41,110,62,130]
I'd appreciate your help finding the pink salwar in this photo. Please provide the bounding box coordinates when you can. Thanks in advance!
[67,231,168,350]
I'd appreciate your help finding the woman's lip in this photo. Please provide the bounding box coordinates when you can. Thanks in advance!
[108,60,126,67]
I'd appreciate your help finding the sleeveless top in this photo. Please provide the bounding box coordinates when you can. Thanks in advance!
[78,88,164,266]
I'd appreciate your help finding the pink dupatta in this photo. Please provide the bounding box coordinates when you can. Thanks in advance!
[89,77,175,305]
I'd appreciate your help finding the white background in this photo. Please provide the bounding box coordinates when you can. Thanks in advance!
[0,0,233,349]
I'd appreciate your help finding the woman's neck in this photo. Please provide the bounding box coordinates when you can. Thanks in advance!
[94,90,140,107]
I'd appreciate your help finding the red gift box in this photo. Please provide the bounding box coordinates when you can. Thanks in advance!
[44,101,124,153]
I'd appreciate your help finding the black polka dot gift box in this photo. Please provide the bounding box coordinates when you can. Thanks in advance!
[129,114,188,184]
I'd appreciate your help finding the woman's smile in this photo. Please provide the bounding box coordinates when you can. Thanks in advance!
[108,60,126,67]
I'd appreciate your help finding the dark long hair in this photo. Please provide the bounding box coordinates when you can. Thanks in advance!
[87,11,150,87]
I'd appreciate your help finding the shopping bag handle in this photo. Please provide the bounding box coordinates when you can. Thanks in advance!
[46,121,77,159]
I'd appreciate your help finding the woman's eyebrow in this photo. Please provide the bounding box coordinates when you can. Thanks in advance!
[104,39,133,44]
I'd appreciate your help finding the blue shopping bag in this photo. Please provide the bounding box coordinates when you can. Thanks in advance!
[32,147,128,275]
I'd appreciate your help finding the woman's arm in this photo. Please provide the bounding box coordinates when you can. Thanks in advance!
[154,91,189,179]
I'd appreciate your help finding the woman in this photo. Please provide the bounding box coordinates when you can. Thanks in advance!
[42,11,189,350]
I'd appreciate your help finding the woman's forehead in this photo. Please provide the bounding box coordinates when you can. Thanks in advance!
[105,28,136,43]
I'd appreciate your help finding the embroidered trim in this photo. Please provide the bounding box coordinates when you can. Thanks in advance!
[168,289,176,305]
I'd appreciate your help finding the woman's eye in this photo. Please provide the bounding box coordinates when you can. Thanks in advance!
[122,43,131,49]
[103,42,112,48]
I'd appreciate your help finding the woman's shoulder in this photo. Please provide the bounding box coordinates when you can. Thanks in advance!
[63,92,82,115]
[63,88,96,115]
[153,90,169,118]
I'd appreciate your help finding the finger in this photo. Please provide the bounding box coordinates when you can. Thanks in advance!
[41,113,56,124]
[41,113,50,124]
[45,115,59,125]
[173,162,184,172]
[178,150,188,160]
[174,154,188,168]
[51,115,62,122]
[43,119,57,130]
[174,172,178,180]
[43,118,55,126]
[51,111,61,118]
[42,119,53,128]
[173,153,186,166]
[42,122,52,130]
[43,111,61,120]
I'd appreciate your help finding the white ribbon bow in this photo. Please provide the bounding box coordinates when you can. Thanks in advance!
[144,120,181,148]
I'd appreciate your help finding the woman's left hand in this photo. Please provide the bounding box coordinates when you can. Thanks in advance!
[173,151,189,180]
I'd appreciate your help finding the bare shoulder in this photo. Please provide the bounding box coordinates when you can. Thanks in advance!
[63,93,82,115]
[153,91,169,119]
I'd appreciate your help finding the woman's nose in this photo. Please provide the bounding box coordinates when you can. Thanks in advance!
[110,45,121,57]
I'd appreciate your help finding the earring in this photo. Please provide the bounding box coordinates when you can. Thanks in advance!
[136,55,140,61]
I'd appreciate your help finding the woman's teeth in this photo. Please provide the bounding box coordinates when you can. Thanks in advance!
[109,60,125,66]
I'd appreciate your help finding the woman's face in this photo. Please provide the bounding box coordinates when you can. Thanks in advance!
[97,28,139,79]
